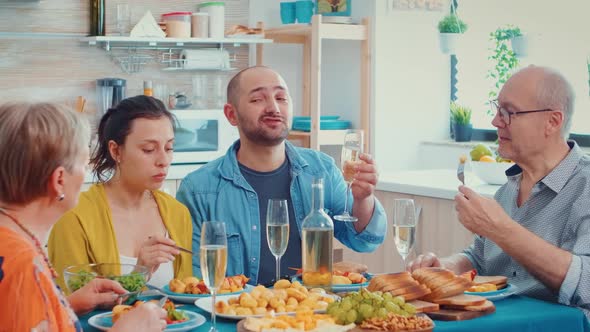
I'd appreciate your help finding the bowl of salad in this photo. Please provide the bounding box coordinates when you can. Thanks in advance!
[63,263,149,295]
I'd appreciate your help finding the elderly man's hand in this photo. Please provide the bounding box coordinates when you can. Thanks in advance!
[454,185,511,239]
[350,153,379,201]
[406,252,442,272]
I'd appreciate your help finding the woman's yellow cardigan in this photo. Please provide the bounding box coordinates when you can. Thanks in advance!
[48,184,193,292]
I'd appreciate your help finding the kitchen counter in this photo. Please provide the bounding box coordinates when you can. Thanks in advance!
[84,163,202,183]
[376,169,501,200]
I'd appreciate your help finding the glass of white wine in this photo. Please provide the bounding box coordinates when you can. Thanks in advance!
[393,199,417,269]
[266,199,290,283]
[200,221,227,332]
[334,129,363,222]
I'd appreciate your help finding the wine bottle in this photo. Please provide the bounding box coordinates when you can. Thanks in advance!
[301,177,333,290]
[90,0,105,36]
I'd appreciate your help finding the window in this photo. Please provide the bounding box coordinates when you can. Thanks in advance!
[455,0,590,135]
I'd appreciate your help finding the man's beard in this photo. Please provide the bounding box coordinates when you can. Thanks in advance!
[242,125,289,146]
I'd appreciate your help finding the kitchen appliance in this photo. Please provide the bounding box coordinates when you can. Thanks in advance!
[171,109,239,164]
[95,78,126,127]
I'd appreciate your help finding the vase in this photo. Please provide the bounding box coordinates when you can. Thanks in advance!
[511,35,528,57]
[453,123,472,142]
[439,33,461,54]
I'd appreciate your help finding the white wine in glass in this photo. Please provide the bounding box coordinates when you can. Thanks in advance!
[266,199,289,282]
[334,130,363,222]
[200,221,227,332]
[393,199,417,268]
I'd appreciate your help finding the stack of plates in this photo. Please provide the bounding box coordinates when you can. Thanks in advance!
[292,116,351,132]
[322,16,354,24]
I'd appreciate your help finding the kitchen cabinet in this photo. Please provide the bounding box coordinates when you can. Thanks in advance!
[256,15,372,151]
[334,190,475,274]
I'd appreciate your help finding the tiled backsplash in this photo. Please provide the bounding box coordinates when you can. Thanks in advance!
[0,0,251,125]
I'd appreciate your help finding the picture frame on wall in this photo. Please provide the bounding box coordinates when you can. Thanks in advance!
[317,0,351,16]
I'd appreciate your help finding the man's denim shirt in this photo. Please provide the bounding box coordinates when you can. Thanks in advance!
[176,140,387,283]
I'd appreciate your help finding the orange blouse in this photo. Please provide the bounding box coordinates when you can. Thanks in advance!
[0,227,81,332]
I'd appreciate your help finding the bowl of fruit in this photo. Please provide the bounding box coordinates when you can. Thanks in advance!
[469,144,514,185]
[64,263,149,295]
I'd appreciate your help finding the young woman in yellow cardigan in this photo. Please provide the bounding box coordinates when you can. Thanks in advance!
[49,95,192,291]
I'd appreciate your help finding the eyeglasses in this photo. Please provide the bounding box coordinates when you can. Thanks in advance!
[490,100,554,125]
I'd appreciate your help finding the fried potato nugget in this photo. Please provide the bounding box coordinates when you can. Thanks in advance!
[273,279,291,289]
[168,279,186,293]
[286,288,307,302]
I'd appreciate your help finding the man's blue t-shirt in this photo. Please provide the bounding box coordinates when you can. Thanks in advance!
[239,158,301,285]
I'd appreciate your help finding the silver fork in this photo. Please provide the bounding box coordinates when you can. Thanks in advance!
[158,296,169,308]
[457,155,467,185]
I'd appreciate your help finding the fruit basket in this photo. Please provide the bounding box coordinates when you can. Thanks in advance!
[470,160,514,185]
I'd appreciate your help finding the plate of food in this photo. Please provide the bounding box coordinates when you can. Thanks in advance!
[290,272,372,293]
[290,261,372,293]
[88,299,206,332]
[464,283,518,301]
[195,280,338,320]
[163,275,252,303]
[236,312,355,332]
[461,273,517,301]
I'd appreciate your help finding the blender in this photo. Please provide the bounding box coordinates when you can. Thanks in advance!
[95,78,126,126]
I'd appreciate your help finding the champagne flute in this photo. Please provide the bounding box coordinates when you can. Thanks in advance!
[393,199,417,269]
[334,129,364,222]
[266,199,290,283]
[200,221,227,332]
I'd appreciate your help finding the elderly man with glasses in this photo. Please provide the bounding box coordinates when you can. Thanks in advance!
[408,65,590,317]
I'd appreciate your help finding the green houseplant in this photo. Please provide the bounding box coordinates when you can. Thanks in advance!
[506,26,528,57]
[437,14,468,54]
[486,26,521,115]
[450,101,473,142]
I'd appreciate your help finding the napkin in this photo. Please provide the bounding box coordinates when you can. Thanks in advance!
[130,11,166,38]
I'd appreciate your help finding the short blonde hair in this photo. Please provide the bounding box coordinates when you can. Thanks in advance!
[0,102,91,204]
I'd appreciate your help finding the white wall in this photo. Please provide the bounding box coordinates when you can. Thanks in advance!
[250,0,451,172]
[372,1,450,172]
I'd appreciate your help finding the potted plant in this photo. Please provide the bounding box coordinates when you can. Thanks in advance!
[507,26,528,57]
[437,13,467,54]
[450,101,472,142]
[486,26,521,115]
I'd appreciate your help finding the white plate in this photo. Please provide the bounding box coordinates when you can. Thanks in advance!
[195,293,339,321]
[464,283,518,301]
[88,310,206,331]
[162,284,254,304]
[290,273,373,293]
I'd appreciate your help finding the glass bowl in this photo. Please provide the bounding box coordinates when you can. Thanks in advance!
[63,263,149,294]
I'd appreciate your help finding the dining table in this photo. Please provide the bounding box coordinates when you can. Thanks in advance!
[79,295,590,332]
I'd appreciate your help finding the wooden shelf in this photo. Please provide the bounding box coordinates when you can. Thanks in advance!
[257,15,372,151]
[264,23,367,43]
[289,130,348,145]
[81,35,272,48]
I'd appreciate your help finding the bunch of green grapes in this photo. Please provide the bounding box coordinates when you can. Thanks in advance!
[326,288,416,325]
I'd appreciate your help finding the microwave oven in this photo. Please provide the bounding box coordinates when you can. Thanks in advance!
[171,109,239,164]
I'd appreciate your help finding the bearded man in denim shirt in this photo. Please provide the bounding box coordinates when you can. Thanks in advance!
[177,66,387,284]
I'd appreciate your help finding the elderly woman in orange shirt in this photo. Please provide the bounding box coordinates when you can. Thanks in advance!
[0,102,167,331]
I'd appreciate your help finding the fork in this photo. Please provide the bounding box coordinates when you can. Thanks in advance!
[158,296,169,308]
[457,155,467,185]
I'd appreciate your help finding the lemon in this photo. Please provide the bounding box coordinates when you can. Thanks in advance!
[479,155,496,162]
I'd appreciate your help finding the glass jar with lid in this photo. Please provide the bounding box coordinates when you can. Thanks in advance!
[162,12,192,38]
